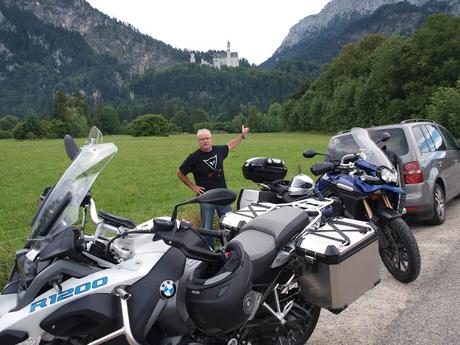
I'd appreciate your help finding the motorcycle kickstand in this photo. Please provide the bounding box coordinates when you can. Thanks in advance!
[87,287,141,345]
[262,284,294,325]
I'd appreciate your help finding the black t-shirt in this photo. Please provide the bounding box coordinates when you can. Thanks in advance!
[179,145,229,192]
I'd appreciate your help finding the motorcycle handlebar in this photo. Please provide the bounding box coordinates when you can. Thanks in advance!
[341,153,360,164]
[192,227,226,238]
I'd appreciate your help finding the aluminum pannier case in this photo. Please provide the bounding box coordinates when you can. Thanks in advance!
[298,217,380,312]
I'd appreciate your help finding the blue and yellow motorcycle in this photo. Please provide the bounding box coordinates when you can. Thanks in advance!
[307,127,420,283]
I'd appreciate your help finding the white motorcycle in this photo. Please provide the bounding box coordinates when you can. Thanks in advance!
[0,128,381,345]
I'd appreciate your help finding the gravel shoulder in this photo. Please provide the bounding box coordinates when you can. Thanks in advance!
[308,198,460,345]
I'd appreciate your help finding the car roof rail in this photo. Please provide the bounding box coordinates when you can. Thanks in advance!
[400,118,436,124]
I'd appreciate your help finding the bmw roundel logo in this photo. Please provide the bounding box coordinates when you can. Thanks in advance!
[160,280,176,300]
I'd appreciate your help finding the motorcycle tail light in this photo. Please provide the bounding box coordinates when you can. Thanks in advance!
[403,161,424,184]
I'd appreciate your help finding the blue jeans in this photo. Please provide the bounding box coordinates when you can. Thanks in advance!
[200,202,232,248]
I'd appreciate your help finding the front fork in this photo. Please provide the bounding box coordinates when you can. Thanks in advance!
[363,195,394,250]
[362,194,393,220]
[364,195,401,257]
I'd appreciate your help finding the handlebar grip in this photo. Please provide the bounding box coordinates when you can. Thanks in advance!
[193,227,224,238]
[342,154,359,164]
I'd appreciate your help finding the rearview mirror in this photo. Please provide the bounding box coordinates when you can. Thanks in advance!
[64,134,80,161]
[376,132,391,144]
[170,188,236,226]
[195,188,236,206]
[303,150,317,158]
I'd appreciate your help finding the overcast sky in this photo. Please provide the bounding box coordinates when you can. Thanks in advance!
[86,0,331,65]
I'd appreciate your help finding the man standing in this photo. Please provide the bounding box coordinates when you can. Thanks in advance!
[176,127,249,246]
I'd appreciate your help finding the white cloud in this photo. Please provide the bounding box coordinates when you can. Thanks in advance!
[86,0,330,65]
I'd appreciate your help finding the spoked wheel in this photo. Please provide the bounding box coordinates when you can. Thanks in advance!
[378,217,421,283]
[246,292,320,345]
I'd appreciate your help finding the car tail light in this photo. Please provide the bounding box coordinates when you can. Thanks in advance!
[403,161,424,184]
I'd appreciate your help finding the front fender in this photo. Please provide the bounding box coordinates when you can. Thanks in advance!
[374,208,401,223]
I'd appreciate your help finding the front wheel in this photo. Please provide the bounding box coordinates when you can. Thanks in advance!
[378,217,421,283]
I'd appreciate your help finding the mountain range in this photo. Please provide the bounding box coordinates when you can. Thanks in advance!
[2,0,187,74]
[262,0,460,69]
[0,0,458,119]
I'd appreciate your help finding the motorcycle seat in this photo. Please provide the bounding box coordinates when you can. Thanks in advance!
[229,207,309,278]
[98,210,137,229]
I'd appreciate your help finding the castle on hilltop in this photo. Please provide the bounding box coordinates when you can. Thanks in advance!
[190,41,239,69]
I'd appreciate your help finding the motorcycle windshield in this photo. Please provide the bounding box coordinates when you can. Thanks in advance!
[30,127,117,239]
[350,127,395,170]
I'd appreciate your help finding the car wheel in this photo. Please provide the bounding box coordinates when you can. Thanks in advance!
[429,183,446,225]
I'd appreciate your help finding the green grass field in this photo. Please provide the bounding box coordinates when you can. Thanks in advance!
[0,132,330,284]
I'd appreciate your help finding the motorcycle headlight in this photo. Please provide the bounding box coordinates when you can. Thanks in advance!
[378,167,398,183]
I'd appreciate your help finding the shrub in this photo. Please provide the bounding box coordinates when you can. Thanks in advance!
[129,114,170,137]
[66,108,89,138]
[47,119,68,138]
[0,115,20,131]
[0,129,12,139]
[12,116,48,139]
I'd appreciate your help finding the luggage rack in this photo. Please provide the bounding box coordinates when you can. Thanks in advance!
[232,198,333,219]
[220,198,335,235]
[301,218,373,247]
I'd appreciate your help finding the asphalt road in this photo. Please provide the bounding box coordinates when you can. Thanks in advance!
[21,198,460,345]
[308,197,460,345]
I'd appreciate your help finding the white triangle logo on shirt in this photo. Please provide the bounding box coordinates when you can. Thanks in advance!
[203,154,218,170]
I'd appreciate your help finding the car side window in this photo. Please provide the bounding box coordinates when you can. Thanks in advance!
[425,125,446,151]
[438,126,458,150]
[419,125,435,152]
[412,126,430,153]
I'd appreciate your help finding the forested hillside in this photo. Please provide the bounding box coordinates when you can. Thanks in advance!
[0,3,129,116]
[0,8,458,140]
[0,1,302,120]
[280,14,460,136]
[2,0,187,73]
[126,63,302,121]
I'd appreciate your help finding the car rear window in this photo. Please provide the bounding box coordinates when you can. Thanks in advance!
[326,128,409,162]
[370,128,409,157]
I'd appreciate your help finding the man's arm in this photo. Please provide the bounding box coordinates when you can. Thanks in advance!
[176,169,205,195]
[227,126,250,150]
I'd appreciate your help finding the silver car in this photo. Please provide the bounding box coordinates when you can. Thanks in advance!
[326,120,460,224]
